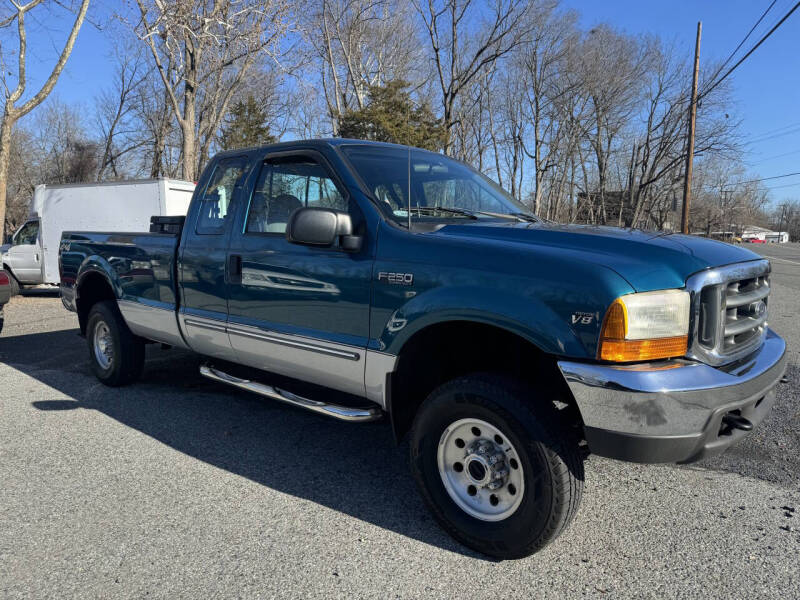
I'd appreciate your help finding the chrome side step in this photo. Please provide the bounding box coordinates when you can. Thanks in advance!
[199,365,382,423]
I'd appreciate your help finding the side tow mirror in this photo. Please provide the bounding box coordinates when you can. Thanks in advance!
[285,207,362,252]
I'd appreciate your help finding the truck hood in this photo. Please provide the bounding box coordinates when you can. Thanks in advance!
[435,221,763,292]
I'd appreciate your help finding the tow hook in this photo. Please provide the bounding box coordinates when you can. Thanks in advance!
[721,413,753,432]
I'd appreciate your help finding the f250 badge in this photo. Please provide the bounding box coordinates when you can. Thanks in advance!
[378,272,414,286]
[571,312,595,325]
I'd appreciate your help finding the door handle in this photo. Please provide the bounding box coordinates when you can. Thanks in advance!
[228,254,242,282]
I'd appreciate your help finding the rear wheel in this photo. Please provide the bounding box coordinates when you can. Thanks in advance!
[410,374,583,559]
[4,270,19,296]
[86,300,145,386]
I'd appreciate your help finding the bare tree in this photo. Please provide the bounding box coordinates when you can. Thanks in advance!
[574,25,650,224]
[32,99,99,184]
[95,46,149,180]
[0,0,91,239]
[301,0,422,133]
[2,125,36,234]
[413,0,534,155]
[133,0,291,180]
[515,6,576,213]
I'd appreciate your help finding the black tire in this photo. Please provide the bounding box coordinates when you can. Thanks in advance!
[4,270,19,296]
[0,308,4,335]
[86,300,145,386]
[410,374,584,559]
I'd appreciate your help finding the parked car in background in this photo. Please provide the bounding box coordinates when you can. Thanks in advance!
[1,178,195,294]
[0,269,11,334]
[59,140,786,559]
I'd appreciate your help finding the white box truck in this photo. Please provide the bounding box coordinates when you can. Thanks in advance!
[1,178,195,292]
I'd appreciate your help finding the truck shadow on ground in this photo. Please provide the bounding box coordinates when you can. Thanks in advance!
[1,328,489,559]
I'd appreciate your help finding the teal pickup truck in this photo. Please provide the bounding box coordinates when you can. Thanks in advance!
[59,140,786,559]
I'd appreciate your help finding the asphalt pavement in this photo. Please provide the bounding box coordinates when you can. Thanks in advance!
[0,247,798,598]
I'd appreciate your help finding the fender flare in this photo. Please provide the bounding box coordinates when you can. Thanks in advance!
[378,285,591,359]
[75,255,124,302]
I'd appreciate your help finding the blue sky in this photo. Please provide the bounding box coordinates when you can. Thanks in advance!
[12,0,800,204]
[562,0,800,204]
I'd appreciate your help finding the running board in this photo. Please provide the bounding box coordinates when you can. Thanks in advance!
[199,365,382,423]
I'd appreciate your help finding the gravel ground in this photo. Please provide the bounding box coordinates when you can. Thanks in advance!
[0,250,799,598]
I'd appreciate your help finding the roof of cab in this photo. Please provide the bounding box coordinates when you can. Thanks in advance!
[211,138,440,160]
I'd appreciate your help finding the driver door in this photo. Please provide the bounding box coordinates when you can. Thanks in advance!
[226,152,373,397]
[5,220,42,283]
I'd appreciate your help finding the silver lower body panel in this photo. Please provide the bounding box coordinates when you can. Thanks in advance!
[118,299,188,349]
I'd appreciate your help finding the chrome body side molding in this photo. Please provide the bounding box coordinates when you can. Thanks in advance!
[178,312,238,362]
[226,322,360,360]
[199,365,382,422]
[118,299,188,349]
[120,301,400,402]
[227,323,367,397]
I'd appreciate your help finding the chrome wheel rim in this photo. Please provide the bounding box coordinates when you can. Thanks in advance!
[437,418,525,521]
[93,321,113,370]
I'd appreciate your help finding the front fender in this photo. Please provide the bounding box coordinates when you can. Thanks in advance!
[377,284,590,357]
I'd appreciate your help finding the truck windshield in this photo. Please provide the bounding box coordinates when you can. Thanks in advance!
[340,145,536,225]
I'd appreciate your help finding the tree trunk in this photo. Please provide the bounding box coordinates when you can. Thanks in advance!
[181,37,198,181]
[0,111,18,240]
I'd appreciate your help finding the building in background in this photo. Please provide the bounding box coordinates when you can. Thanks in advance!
[742,225,788,243]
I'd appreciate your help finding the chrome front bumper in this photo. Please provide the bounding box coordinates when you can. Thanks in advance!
[557,328,787,463]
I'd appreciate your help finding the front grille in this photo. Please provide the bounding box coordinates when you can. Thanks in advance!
[687,260,771,366]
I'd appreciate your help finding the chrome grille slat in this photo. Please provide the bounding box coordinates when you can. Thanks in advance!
[724,313,768,337]
[725,284,770,308]
[686,259,771,366]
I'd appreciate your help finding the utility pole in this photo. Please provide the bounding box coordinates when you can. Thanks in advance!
[681,21,702,234]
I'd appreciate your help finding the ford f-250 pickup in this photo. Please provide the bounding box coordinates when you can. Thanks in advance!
[59,139,786,559]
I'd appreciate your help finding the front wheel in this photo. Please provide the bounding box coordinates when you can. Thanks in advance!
[410,374,584,559]
[86,300,145,386]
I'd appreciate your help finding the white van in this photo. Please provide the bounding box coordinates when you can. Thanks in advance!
[1,178,195,292]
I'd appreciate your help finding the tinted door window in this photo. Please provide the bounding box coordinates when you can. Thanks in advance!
[246,158,347,234]
[196,157,247,234]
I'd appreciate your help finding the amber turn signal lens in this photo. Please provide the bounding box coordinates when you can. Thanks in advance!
[598,335,688,362]
[597,295,689,362]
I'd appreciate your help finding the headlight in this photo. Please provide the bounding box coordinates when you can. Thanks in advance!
[597,289,690,362]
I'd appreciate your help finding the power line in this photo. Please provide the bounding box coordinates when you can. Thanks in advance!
[749,147,800,165]
[723,171,800,188]
[746,124,800,146]
[703,0,778,92]
[765,181,800,190]
[699,0,800,101]
[744,119,800,141]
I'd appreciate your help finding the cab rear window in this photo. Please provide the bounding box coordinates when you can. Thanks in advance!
[196,157,248,234]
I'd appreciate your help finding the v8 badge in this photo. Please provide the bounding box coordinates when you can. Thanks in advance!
[571,312,595,325]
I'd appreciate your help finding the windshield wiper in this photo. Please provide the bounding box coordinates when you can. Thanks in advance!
[410,206,478,219]
[407,206,540,223]
[508,212,540,223]
[467,210,541,223]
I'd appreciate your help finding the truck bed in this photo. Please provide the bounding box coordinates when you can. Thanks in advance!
[60,230,181,313]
